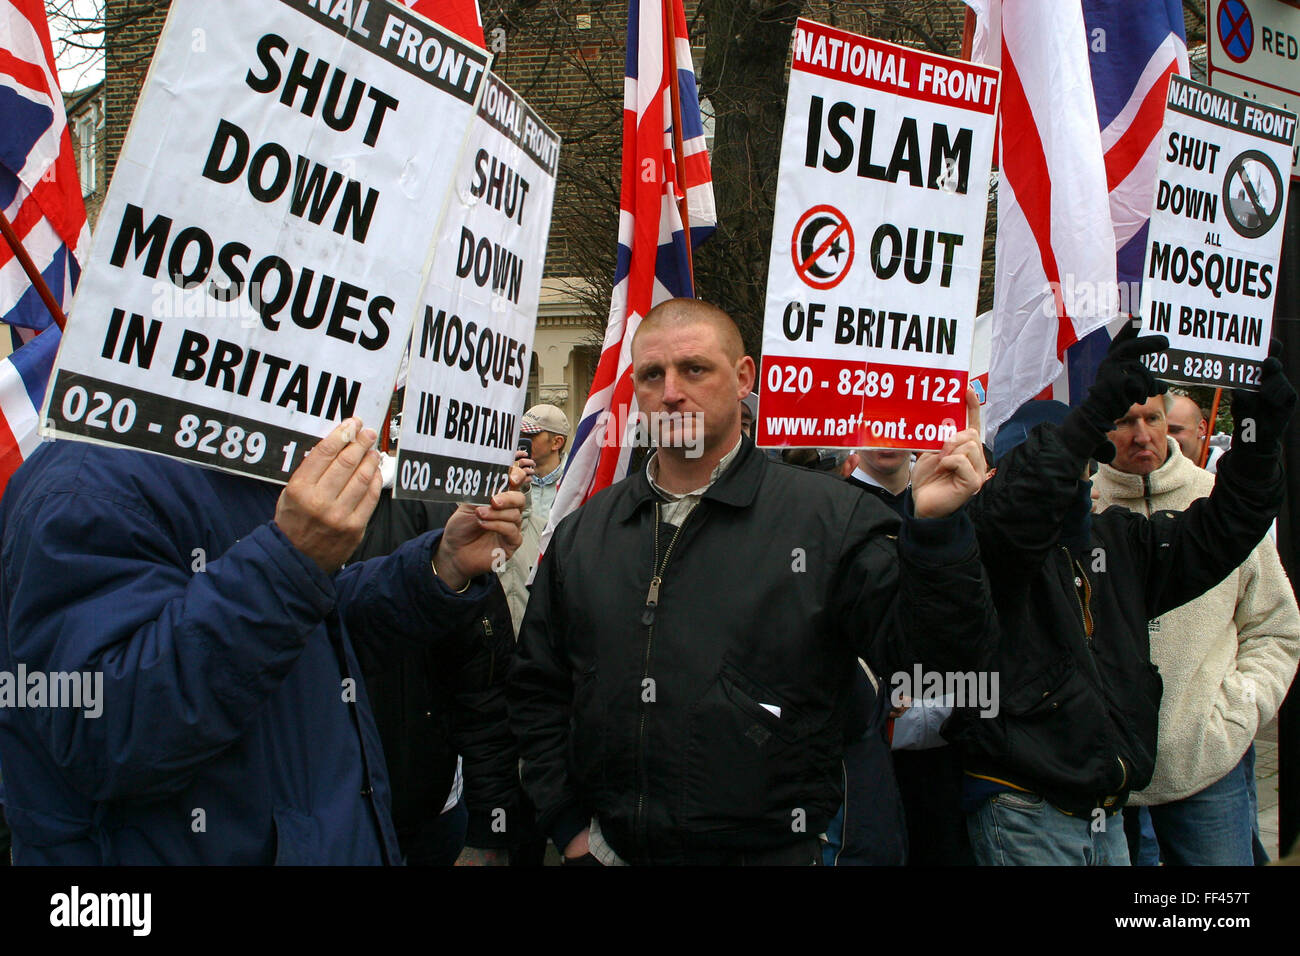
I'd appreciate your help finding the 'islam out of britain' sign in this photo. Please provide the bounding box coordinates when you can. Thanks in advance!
[394,71,560,504]
[1138,74,1296,390]
[757,19,999,452]
[41,0,488,482]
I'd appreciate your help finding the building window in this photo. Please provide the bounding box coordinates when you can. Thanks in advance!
[75,107,97,196]
[699,95,715,153]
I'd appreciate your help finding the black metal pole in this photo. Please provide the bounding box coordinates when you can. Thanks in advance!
[1274,186,1299,859]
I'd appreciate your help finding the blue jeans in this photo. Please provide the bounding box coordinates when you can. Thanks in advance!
[968,791,1130,865]
[1145,745,1268,866]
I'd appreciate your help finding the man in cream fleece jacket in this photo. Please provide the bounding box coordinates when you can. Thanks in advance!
[1095,394,1300,865]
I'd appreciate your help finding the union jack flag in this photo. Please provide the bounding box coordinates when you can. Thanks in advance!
[1,0,88,493]
[406,0,484,48]
[538,0,715,555]
[970,0,1187,425]
[1056,0,1188,401]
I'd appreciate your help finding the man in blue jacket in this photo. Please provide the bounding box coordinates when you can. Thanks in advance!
[0,418,524,864]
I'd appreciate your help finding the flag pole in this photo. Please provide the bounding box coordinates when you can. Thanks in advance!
[961,6,976,60]
[662,0,694,292]
[0,210,67,333]
[1200,387,1222,468]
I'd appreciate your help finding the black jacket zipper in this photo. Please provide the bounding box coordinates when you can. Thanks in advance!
[634,502,694,857]
[1065,550,1129,797]
[1069,554,1095,645]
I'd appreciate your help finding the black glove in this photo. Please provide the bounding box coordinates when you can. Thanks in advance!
[1061,320,1169,463]
[1230,338,1296,460]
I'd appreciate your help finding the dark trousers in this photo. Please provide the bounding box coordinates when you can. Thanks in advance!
[893,746,975,865]
[402,797,468,866]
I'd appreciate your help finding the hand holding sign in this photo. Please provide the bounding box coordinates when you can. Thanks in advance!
[432,461,529,590]
[1062,323,1169,464]
[274,418,382,574]
[1231,338,1297,457]
[911,386,984,518]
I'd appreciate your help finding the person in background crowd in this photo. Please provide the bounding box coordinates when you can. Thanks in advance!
[0,420,525,864]
[1095,371,1300,866]
[1165,392,1209,466]
[509,297,996,865]
[349,448,536,866]
[844,446,971,864]
[953,327,1292,865]
[740,393,757,438]
[499,405,570,634]
[779,449,907,865]
[846,449,911,517]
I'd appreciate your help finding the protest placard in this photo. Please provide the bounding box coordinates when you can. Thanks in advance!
[1138,75,1296,389]
[393,71,559,503]
[41,0,488,481]
[758,18,998,451]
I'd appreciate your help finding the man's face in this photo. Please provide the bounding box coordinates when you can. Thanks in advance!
[632,320,754,458]
[1165,395,1207,463]
[740,402,755,438]
[1110,395,1169,475]
[525,430,565,470]
[860,448,910,479]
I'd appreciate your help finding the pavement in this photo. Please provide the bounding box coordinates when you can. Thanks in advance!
[1256,718,1282,860]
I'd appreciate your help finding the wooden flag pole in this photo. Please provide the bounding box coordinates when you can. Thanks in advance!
[0,209,67,333]
[961,6,976,60]
[662,0,694,291]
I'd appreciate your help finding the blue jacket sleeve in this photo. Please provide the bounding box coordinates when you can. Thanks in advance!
[1,489,337,802]
[331,529,495,675]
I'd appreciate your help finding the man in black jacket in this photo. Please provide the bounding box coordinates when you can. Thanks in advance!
[351,490,531,865]
[509,297,997,865]
[954,328,1294,865]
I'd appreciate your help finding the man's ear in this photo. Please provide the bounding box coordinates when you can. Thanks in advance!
[554,433,567,455]
[736,355,756,396]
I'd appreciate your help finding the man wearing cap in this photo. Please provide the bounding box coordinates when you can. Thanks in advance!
[500,404,571,632]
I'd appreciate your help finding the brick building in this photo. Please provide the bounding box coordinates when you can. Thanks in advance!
[64,81,107,228]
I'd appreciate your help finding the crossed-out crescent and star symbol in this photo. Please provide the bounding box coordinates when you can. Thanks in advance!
[791,204,854,290]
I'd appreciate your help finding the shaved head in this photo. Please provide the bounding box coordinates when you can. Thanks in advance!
[1166,393,1208,464]
[633,298,745,363]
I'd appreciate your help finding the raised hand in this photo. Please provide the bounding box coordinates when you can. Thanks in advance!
[432,461,529,590]
[1231,337,1297,455]
[1087,321,1170,422]
[274,418,382,575]
[910,387,985,519]
[1063,321,1170,463]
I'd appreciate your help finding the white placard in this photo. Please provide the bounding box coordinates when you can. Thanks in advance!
[758,19,999,451]
[42,0,488,481]
[1138,75,1296,389]
[393,72,559,503]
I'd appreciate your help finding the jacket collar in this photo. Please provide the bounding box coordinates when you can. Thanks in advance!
[1097,437,1195,501]
[615,434,764,522]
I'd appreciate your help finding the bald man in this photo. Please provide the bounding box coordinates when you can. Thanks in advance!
[509,297,997,865]
[1165,394,1208,466]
